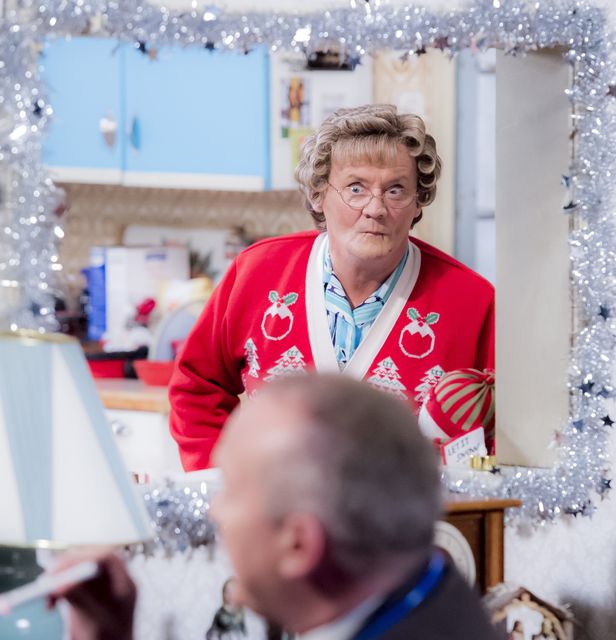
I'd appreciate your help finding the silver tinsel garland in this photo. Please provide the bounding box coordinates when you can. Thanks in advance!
[137,480,217,555]
[1,0,615,543]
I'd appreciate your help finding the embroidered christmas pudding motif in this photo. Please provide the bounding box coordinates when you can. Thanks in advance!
[261,291,298,341]
[399,307,439,359]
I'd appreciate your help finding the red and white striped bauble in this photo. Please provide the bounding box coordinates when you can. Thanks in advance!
[418,368,495,452]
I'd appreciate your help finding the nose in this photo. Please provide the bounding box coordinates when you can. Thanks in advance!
[362,192,387,217]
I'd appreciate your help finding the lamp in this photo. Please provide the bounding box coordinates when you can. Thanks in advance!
[0,331,152,637]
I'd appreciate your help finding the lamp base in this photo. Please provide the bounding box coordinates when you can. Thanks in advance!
[0,547,63,639]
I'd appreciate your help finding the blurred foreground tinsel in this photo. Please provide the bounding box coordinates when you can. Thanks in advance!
[0,0,615,529]
[132,480,217,556]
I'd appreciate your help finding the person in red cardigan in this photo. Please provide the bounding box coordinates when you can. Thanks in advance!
[169,104,494,470]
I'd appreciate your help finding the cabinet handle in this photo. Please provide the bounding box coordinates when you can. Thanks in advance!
[99,113,117,149]
[129,116,141,151]
[110,419,131,437]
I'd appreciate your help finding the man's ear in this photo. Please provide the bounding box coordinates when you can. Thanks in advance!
[276,513,327,580]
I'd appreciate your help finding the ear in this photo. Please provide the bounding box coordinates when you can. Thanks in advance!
[310,191,324,213]
[276,513,327,580]
[410,208,423,229]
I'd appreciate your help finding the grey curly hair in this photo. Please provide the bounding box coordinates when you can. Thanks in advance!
[295,104,442,230]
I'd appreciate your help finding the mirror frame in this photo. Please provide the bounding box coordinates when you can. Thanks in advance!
[1,0,614,526]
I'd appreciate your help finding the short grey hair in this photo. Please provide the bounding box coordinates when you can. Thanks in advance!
[259,374,442,577]
[295,103,442,231]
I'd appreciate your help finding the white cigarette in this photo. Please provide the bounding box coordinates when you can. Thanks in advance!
[0,560,99,615]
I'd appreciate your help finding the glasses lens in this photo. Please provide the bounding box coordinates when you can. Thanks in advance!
[384,191,414,209]
[335,184,415,209]
[343,193,372,208]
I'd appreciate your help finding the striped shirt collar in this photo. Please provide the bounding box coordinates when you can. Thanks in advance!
[323,235,409,367]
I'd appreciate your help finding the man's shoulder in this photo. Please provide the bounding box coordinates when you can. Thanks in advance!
[374,564,502,640]
[411,236,494,296]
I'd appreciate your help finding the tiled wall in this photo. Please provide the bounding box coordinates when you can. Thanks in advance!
[58,183,311,302]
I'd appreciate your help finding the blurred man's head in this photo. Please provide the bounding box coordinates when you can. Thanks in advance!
[211,374,441,631]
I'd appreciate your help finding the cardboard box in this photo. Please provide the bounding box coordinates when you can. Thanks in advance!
[86,246,189,348]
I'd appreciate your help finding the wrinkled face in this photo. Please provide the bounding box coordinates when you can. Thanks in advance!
[210,397,299,620]
[316,144,421,270]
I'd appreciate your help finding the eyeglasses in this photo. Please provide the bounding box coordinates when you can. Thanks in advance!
[327,182,416,210]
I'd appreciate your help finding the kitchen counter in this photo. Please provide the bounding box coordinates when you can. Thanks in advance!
[95,378,170,413]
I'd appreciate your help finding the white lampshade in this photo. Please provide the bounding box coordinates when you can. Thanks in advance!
[0,331,152,547]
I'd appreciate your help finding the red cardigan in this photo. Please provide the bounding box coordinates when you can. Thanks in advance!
[169,231,494,470]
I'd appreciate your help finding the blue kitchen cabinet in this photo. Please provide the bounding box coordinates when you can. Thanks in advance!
[123,45,270,189]
[41,38,270,190]
[42,37,124,183]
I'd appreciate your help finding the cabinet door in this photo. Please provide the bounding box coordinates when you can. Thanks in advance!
[106,409,183,479]
[123,45,270,190]
[41,37,124,183]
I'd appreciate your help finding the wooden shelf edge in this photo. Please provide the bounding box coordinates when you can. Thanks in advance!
[444,497,522,514]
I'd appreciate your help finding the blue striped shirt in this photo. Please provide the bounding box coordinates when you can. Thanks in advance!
[323,237,408,369]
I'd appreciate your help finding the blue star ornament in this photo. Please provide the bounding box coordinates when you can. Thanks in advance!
[578,380,595,394]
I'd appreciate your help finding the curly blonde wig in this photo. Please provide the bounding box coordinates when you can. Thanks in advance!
[295,104,442,230]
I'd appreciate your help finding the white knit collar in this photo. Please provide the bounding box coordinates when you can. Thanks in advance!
[305,232,421,380]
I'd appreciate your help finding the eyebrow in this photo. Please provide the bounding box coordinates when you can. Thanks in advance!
[343,168,410,178]
[340,173,411,185]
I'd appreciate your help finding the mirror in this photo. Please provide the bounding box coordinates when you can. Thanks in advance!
[40,39,502,438]
[0,1,612,525]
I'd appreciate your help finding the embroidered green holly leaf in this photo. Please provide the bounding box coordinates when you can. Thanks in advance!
[283,292,298,306]
[407,307,419,320]
[426,312,440,325]
[268,291,279,303]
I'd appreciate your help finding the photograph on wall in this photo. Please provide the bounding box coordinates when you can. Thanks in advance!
[280,75,311,137]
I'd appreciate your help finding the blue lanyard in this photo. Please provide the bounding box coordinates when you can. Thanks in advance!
[353,552,447,640]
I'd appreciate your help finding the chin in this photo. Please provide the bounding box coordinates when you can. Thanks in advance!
[353,239,394,260]
[356,232,389,245]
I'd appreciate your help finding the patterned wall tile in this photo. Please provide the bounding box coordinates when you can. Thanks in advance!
[58,183,311,303]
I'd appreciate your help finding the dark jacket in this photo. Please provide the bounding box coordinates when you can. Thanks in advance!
[354,563,504,640]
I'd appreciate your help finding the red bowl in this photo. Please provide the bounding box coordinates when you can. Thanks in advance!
[134,360,175,386]
[87,359,126,379]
